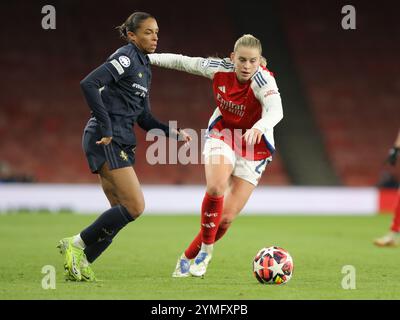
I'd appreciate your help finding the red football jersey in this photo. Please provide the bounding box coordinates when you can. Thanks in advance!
[149,54,283,160]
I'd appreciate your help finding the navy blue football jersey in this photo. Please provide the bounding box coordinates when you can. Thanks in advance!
[81,42,169,146]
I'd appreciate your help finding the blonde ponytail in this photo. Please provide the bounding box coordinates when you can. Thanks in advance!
[260,56,267,67]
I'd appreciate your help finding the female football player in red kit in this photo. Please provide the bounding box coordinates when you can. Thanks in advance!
[374,129,400,247]
[149,34,284,277]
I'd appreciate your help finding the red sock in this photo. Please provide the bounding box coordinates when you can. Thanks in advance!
[201,193,224,244]
[184,224,230,259]
[184,231,202,259]
[390,195,400,232]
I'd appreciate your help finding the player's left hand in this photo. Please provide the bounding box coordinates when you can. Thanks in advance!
[96,136,113,145]
[243,128,263,145]
[178,129,192,147]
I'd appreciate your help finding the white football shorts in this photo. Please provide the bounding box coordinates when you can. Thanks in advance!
[203,137,272,186]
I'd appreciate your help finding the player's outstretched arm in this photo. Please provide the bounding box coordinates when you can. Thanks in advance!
[137,98,191,143]
[148,53,218,79]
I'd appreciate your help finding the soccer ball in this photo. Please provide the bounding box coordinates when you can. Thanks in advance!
[253,246,294,285]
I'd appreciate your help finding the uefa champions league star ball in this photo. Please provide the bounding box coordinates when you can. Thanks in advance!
[253,246,294,284]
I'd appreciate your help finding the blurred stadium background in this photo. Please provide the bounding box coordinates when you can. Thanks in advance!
[0,0,399,214]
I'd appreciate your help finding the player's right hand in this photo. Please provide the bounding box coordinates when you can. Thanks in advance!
[387,147,399,166]
[96,137,113,145]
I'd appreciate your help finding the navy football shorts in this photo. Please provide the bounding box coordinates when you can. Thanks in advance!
[82,127,136,174]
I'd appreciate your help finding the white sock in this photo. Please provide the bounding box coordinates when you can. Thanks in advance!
[181,253,190,261]
[200,243,214,255]
[73,234,86,249]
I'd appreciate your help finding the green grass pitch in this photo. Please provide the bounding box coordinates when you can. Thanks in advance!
[0,213,399,300]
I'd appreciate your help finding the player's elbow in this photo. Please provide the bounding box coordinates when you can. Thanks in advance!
[273,99,284,124]
[273,112,283,128]
[80,77,92,91]
[277,109,284,122]
[80,77,100,97]
[80,78,90,92]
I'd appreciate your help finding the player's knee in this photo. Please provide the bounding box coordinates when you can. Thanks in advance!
[124,200,145,219]
[206,183,227,197]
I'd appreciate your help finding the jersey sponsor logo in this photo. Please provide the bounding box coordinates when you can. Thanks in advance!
[132,83,148,98]
[132,83,148,93]
[118,55,131,68]
[110,59,124,75]
[135,91,146,98]
[216,93,246,117]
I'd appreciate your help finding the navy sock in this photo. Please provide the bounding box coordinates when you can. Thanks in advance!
[84,239,112,263]
[80,205,134,247]
[84,226,122,263]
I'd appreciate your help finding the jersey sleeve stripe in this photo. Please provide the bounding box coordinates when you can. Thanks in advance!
[220,60,233,68]
[208,60,234,70]
[259,74,268,85]
[209,61,221,68]
[254,75,263,88]
[255,73,268,86]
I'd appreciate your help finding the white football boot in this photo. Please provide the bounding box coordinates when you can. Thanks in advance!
[374,231,400,247]
[172,254,191,277]
[190,245,213,277]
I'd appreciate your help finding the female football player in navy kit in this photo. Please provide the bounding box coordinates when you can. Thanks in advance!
[57,12,191,281]
[149,34,283,277]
